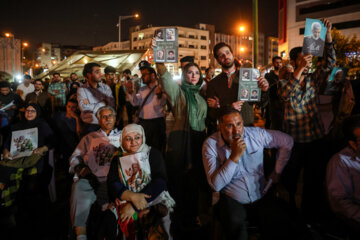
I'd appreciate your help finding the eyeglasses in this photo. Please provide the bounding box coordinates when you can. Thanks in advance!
[124,135,142,142]
[25,110,36,113]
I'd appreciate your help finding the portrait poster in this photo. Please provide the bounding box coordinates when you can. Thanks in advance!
[118,152,151,192]
[154,28,178,63]
[10,127,38,159]
[323,67,348,95]
[238,68,261,102]
[87,137,117,178]
[302,18,327,57]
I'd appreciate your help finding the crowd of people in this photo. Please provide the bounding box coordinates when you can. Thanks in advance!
[0,18,360,240]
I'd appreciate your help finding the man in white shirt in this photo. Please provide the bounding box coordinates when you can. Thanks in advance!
[16,74,34,101]
[77,63,114,134]
[327,115,360,237]
[69,106,120,240]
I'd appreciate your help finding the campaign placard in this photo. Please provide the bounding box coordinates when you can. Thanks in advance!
[118,152,151,192]
[238,68,261,102]
[302,18,327,57]
[10,127,38,159]
[154,28,178,63]
[323,67,348,95]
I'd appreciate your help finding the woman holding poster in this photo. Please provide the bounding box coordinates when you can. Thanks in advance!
[104,124,174,240]
[0,103,54,235]
[156,60,207,236]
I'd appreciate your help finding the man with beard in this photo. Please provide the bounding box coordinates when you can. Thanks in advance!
[25,79,52,119]
[206,42,269,131]
[48,72,67,111]
[69,106,121,240]
[77,63,114,134]
[265,56,283,130]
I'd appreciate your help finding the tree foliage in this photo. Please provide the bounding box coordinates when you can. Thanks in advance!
[332,28,360,68]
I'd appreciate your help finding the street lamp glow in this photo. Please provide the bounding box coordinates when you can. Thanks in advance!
[239,26,245,32]
[5,32,13,38]
[134,13,139,18]
[240,47,245,52]
[23,42,29,47]
[42,48,46,52]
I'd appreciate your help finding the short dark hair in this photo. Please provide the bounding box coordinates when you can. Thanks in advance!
[272,56,282,63]
[289,47,302,62]
[24,74,32,80]
[342,115,360,142]
[83,63,100,78]
[70,72,77,77]
[34,79,43,85]
[180,56,194,63]
[53,72,60,77]
[66,98,78,106]
[104,66,116,74]
[168,50,174,54]
[213,42,233,59]
[0,81,11,89]
[141,67,157,78]
[123,69,131,75]
[218,106,241,123]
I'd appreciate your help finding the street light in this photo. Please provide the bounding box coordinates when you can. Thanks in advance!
[117,13,140,45]
[240,47,245,52]
[22,42,29,47]
[239,26,245,32]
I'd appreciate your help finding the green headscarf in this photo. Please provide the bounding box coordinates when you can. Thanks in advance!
[180,81,202,130]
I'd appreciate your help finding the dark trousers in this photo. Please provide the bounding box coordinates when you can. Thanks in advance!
[218,193,309,240]
[281,138,328,223]
[139,117,166,154]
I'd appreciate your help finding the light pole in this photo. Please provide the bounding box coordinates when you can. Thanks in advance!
[117,13,139,46]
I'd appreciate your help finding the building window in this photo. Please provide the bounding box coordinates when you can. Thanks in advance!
[201,66,206,71]
[200,45,207,50]
[133,37,137,41]
[201,56,207,60]
[188,35,196,39]
[179,44,185,48]
[189,45,195,49]
[134,47,137,50]
[200,36,207,40]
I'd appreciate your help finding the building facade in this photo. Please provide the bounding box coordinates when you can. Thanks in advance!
[278,0,360,59]
[265,37,279,65]
[0,37,22,79]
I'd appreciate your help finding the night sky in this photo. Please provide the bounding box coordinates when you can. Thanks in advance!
[1,0,278,48]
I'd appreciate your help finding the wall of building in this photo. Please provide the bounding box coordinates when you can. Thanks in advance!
[0,37,22,78]
[279,0,360,59]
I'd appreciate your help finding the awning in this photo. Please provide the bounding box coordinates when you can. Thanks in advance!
[35,49,148,79]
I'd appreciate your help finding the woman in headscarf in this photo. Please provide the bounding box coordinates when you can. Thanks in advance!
[155,61,208,234]
[0,103,54,234]
[103,124,174,240]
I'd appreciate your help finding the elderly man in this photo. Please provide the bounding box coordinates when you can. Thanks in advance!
[69,106,121,240]
[202,108,309,239]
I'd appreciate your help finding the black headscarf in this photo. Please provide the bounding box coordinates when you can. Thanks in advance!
[12,103,42,131]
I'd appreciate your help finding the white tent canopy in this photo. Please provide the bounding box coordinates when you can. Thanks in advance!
[36,50,148,79]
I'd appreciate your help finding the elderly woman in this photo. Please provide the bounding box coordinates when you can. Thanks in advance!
[103,124,174,240]
[156,61,208,234]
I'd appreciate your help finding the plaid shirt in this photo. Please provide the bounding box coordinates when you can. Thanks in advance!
[48,82,67,107]
[278,42,336,143]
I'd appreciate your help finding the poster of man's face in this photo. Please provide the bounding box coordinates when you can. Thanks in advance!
[241,69,250,81]
[166,28,175,41]
[251,89,258,100]
[240,88,249,100]
[252,69,260,80]
[155,29,164,41]
[302,18,326,57]
[156,49,165,61]
[167,50,176,61]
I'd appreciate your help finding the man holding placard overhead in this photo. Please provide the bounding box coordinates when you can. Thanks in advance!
[278,18,335,225]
